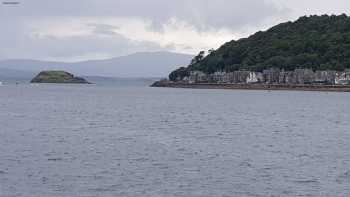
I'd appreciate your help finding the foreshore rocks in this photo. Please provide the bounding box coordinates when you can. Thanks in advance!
[150,80,169,87]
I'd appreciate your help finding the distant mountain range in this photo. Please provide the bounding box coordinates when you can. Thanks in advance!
[0,51,193,78]
[0,68,36,82]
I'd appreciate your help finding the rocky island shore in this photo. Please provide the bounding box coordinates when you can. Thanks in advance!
[31,71,90,84]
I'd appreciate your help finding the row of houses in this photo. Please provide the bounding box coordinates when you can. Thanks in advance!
[184,69,350,85]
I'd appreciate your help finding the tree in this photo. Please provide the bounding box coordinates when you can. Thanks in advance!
[169,67,189,81]
[208,48,215,55]
[190,51,206,65]
[168,15,350,81]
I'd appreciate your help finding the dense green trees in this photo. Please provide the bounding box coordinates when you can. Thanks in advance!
[169,67,189,81]
[190,51,206,65]
[170,14,350,80]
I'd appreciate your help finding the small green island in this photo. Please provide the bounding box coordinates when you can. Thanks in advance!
[31,71,90,84]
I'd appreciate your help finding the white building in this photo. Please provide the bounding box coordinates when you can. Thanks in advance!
[246,72,263,83]
[335,72,350,85]
[189,71,208,83]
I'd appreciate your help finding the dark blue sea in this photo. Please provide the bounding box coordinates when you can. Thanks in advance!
[1,83,350,196]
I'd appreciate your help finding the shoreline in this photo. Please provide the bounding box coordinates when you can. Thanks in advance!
[151,81,350,92]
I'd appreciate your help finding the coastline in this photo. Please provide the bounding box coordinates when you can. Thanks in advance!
[151,81,350,92]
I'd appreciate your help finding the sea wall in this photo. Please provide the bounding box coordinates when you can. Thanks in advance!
[184,69,350,85]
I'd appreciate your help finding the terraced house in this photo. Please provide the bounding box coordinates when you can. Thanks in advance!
[184,69,350,85]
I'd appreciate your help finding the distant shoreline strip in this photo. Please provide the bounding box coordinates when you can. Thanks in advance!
[151,82,350,92]
[2,1,20,5]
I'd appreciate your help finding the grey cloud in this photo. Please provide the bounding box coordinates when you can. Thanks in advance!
[0,0,289,61]
[165,43,194,51]
[3,0,349,61]
[0,24,169,61]
[183,46,194,50]
[87,23,120,36]
[1,0,286,30]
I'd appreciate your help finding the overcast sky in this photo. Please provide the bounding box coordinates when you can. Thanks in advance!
[0,0,349,61]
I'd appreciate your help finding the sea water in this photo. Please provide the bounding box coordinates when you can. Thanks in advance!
[1,84,350,196]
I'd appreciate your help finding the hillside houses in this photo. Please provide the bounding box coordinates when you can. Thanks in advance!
[183,69,350,85]
[335,72,350,85]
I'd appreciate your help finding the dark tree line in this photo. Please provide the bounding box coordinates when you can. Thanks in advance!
[170,14,350,80]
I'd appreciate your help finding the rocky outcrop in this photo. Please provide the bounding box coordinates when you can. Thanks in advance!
[31,71,90,84]
[151,79,173,87]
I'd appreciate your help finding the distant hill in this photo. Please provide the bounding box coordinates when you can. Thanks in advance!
[169,14,350,80]
[0,51,193,78]
[0,68,35,81]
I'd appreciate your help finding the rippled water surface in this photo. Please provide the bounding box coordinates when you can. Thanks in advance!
[1,84,350,197]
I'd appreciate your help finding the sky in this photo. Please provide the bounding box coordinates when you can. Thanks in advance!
[0,0,350,62]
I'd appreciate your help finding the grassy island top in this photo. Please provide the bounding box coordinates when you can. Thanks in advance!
[31,70,90,84]
[170,14,350,81]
